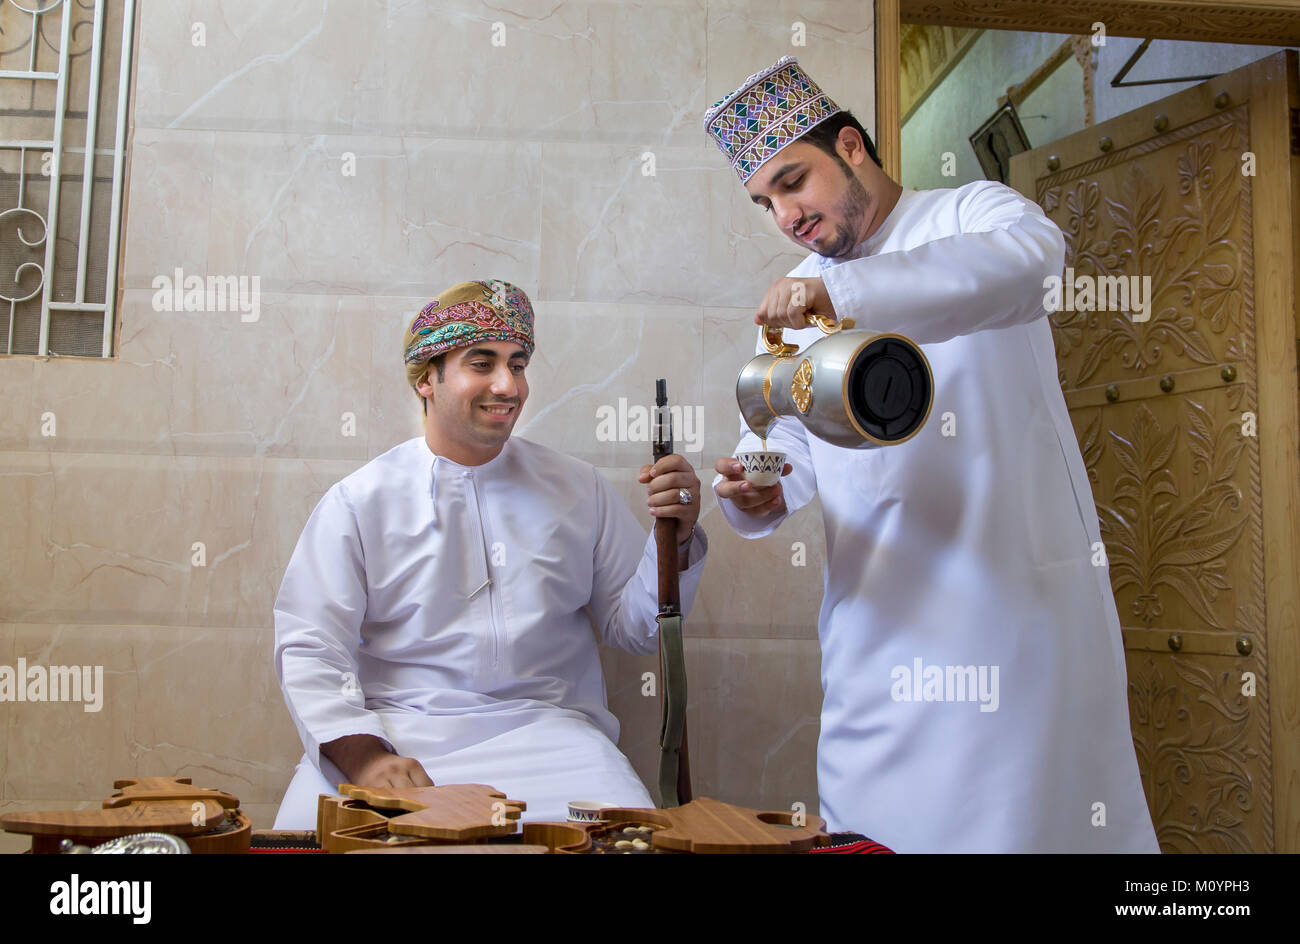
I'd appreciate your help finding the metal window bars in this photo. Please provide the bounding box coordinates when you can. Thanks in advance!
[1,0,136,357]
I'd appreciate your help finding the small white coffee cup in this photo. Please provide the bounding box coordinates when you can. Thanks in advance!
[735,451,788,487]
[567,801,617,823]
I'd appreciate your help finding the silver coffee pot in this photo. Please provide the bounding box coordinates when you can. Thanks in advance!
[736,314,934,449]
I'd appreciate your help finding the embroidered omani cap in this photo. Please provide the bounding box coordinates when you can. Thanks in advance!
[703,55,841,183]
[403,279,535,385]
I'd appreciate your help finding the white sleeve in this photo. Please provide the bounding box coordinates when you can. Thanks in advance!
[273,484,394,768]
[819,182,1066,344]
[587,466,708,656]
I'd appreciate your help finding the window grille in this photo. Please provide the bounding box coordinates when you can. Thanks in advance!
[1,0,136,357]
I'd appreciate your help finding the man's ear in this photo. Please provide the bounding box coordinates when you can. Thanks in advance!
[837,125,867,167]
[415,366,433,400]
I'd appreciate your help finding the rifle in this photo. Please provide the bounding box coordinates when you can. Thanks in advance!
[652,379,692,807]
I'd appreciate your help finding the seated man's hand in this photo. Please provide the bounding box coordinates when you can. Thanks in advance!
[354,752,434,789]
[638,453,701,544]
[714,456,792,518]
[322,733,434,788]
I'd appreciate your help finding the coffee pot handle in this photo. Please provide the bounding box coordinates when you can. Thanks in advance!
[760,312,857,356]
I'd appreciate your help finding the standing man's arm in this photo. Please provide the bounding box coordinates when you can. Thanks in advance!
[274,485,431,788]
[588,461,708,655]
[761,182,1066,344]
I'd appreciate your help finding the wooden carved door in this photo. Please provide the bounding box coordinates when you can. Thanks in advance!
[1010,51,1300,853]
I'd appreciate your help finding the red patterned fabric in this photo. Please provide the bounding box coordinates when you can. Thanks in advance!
[808,832,895,854]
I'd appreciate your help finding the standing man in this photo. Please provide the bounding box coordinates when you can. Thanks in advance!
[272,279,706,827]
[704,57,1158,852]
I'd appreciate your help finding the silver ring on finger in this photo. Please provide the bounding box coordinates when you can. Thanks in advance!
[678,488,692,505]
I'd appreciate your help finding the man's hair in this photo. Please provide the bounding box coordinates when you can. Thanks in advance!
[800,110,883,171]
[411,353,446,416]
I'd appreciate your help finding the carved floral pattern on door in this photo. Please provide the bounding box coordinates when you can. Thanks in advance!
[1036,106,1270,851]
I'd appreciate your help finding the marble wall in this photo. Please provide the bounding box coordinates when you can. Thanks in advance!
[0,0,875,847]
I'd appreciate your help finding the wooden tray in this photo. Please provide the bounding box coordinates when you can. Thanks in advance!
[2,777,252,854]
[341,782,524,840]
[597,797,830,854]
[315,790,827,854]
[317,784,527,854]
[520,821,592,854]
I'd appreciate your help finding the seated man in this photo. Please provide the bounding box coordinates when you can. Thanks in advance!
[272,279,706,827]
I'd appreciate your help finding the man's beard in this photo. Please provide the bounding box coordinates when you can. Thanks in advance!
[816,172,871,259]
